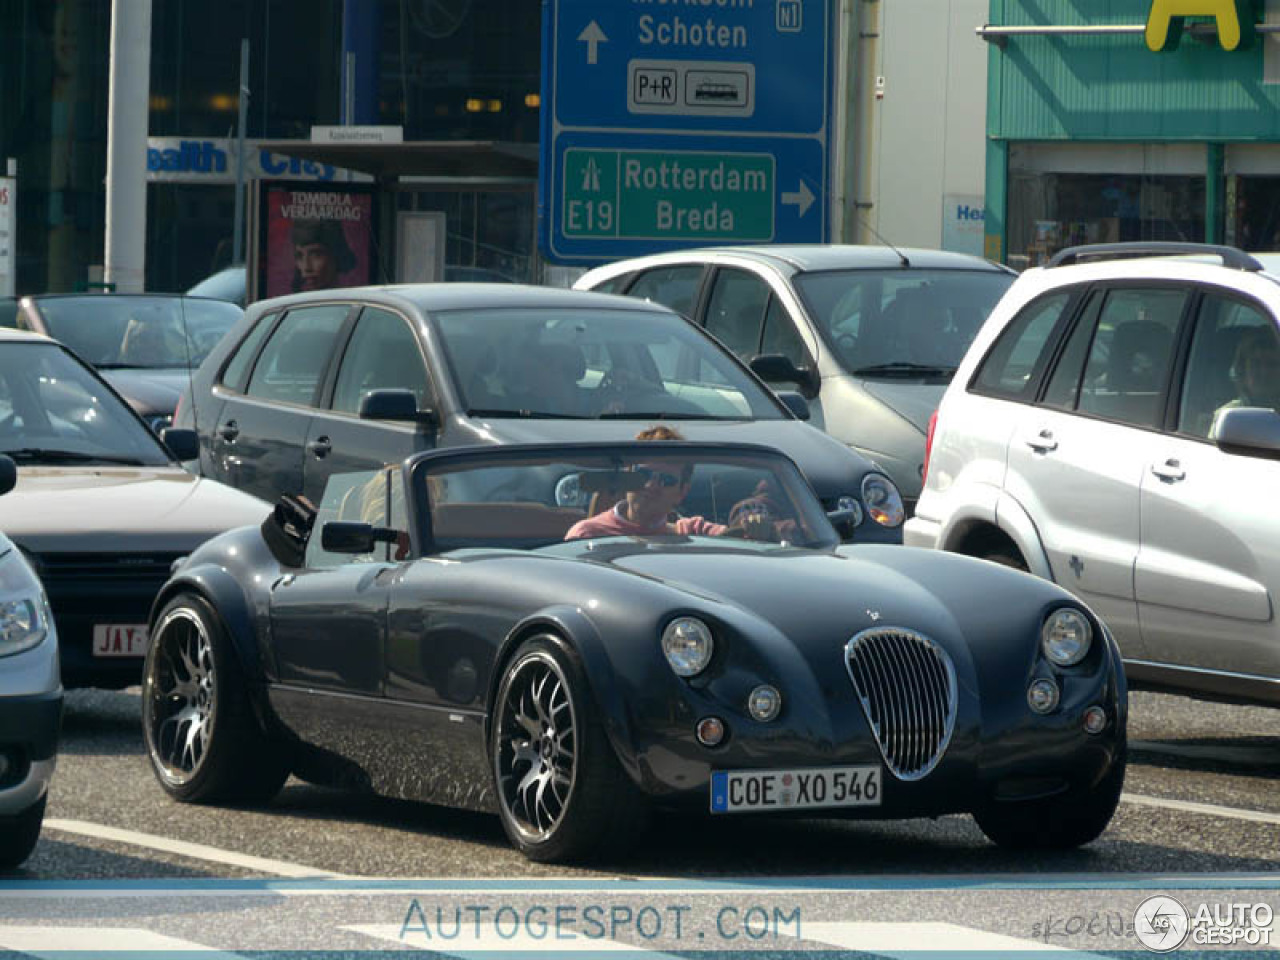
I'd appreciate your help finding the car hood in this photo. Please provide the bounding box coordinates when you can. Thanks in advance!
[854,380,944,434]
[99,368,189,416]
[464,415,875,497]
[575,540,961,648]
[0,467,272,552]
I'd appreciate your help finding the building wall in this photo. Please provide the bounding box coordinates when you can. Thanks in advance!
[874,0,989,254]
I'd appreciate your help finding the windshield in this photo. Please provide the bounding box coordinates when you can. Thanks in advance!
[34,295,242,369]
[434,307,786,420]
[794,269,1013,375]
[0,342,174,466]
[404,445,838,552]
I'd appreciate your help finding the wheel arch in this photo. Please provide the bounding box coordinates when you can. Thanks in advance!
[940,496,1053,581]
[485,605,640,783]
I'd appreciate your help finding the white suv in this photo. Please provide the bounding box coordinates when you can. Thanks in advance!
[906,243,1280,707]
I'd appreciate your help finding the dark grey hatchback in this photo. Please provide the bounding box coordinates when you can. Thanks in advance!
[175,284,906,542]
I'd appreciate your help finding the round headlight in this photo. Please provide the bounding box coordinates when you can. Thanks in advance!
[747,684,782,722]
[1027,678,1060,714]
[861,473,905,528]
[1041,608,1093,666]
[661,617,714,677]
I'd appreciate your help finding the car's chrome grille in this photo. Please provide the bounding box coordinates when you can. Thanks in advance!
[844,627,957,781]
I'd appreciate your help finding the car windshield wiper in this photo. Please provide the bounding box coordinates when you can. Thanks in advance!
[465,408,590,420]
[2,448,148,466]
[597,411,719,420]
[96,362,161,370]
[850,362,957,377]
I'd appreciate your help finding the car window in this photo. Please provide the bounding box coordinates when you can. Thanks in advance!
[0,342,173,466]
[0,299,17,329]
[1178,293,1279,439]
[221,313,276,392]
[590,273,633,295]
[704,268,768,358]
[1075,287,1185,429]
[331,307,431,414]
[1042,291,1103,410]
[972,291,1073,400]
[434,306,786,420]
[30,295,242,369]
[246,304,349,406]
[307,467,408,568]
[761,296,808,368]
[795,269,1014,373]
[626,265,704,318]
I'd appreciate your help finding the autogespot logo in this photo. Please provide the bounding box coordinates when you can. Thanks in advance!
[1134,896,1191,952]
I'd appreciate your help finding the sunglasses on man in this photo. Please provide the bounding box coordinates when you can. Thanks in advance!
[633,465,683,488]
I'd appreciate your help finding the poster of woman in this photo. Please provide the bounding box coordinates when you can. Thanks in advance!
[257,182,376,299]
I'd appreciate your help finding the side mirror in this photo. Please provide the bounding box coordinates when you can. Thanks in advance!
[826,506,859,540]
[749,353,820,399]
[0,454,16,497]
[1213,407,1280,460]
[320,521,401,554]
[358,389,438,427]
[775,391,811,421]
[160,427,200,461]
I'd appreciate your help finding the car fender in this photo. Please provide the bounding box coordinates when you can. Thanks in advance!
[487,604,641,784]
[993,490,1054,581]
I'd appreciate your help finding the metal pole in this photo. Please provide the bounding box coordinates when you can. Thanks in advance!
[232,38,249,265]
[851,0,881,244]
[104,0,153,292]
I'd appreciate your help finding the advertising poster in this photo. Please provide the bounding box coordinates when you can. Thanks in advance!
[256,181,376,300]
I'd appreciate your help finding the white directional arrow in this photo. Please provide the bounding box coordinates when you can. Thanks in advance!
[782,179,816,217]
[578,20,609,64]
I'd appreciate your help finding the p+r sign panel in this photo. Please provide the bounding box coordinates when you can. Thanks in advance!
[539,0,834,265]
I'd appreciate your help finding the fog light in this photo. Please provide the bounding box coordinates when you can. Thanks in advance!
[1082,705,1108,734]
[1027,678,1060,714]
[747,685,782,722]
[696,716,726,747]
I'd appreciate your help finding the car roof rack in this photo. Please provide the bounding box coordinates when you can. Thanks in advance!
[1046,242,1263,272]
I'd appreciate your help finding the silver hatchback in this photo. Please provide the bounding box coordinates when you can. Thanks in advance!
[576,245,1016,511]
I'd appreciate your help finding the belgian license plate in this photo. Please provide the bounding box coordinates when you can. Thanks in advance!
[710,765,882,813]
[92,624,149,658]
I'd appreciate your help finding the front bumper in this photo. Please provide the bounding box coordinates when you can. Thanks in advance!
[0,689,62,815]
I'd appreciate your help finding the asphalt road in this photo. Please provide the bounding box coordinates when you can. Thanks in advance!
[3,688,1279,955]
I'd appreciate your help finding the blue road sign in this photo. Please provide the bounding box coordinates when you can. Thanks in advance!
[539,0,834,265]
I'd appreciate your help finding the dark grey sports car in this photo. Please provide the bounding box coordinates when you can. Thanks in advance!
[141,442,1126,863]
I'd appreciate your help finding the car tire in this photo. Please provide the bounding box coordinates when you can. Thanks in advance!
[981,546,1028,571]
[491,634,648,863]
[0,794,46,870]
[973,746,1126,849]
[142,593,288,805]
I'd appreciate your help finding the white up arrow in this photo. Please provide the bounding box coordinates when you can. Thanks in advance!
[578,21,609,65]
[782,180,816,217]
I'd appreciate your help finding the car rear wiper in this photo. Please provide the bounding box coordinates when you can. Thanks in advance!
[850,362,957,377]
[465,408,590,419]
[2,448,148,465]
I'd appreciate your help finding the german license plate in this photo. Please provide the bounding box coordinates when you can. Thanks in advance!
[710,765,881,813]
[92,624,149,658]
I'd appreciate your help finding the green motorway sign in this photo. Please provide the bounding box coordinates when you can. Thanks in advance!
[563,149,774,241]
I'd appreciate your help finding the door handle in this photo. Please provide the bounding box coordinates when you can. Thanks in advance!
[1150,459,1186,482]
[307,436,332,459]
[217,420,239,442]
[1024,429,1058,453]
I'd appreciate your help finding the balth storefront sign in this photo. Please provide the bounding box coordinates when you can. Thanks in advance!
[145,138,369,184]
[1145,0,1255,50]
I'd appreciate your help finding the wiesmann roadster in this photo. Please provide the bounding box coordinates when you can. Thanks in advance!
[141,441,1126,863]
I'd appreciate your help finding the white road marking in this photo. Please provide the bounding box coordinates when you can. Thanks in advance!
[798,921,1099,955]
[0,926,243,957]
[1122,792,1280,826]
[43,818,348,879]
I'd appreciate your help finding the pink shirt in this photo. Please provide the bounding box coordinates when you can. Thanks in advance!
[565,502,727,541]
